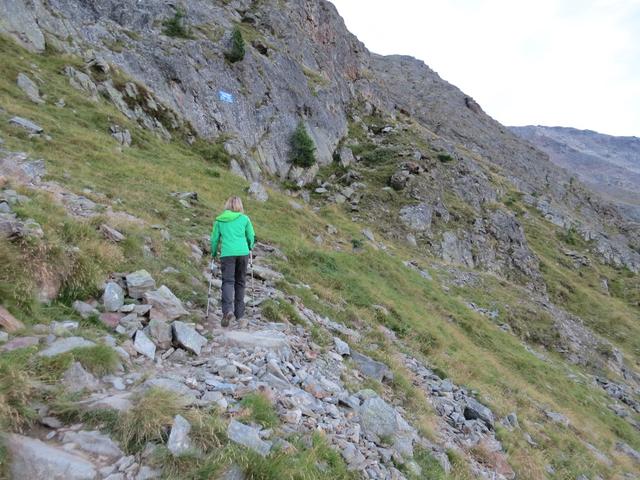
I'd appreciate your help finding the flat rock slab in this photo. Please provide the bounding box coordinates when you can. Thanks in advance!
[7,433,97,480]
[219,330,289,352]
[1,335,39,352]
[9,116,43,133]
[62,430,123,459]
[39,336,95,357]
[172,321,207,355]
[227,420,271,457]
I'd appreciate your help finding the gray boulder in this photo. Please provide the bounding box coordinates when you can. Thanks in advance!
[109,125,132,147]
[227,420,271,457]
[142,378,198,405]
[126,270,156,299]
[147,318,172,349]
[103,281,125,312]
[337,146,355,168]
[9,116,43,133]
[359,396,415,457]
[6,433,98,479]
[133,330,156,360]
[167,414,192,455]
[334,337,350,356]
[17,73,44,104]
[351,351,393,382]
[172,321,207,355]
[39,336,95,357]
[144,285,188,321]
[62,361,100,393]
[463,397,495,428]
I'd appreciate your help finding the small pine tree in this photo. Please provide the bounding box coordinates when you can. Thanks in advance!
[225,27,245,63]
[162,8,191,38]
[290,122,316,168]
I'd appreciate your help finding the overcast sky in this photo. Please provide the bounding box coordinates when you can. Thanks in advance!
[329,0,640,137]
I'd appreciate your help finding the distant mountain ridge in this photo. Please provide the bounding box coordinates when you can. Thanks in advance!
[510,125,640,222]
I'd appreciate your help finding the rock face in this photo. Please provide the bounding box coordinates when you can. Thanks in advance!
[6,433,98,480]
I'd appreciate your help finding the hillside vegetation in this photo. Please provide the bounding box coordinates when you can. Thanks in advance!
[0,19,639,480]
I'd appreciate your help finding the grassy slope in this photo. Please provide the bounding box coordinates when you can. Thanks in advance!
[0,36,639,479]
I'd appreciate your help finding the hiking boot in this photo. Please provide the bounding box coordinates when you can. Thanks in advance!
[238,317,248,329]
[221,312,234,327]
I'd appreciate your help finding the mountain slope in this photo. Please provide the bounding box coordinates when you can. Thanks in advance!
[511,125,640,222]
[0,1,639,479]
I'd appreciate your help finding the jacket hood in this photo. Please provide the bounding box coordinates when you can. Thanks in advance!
[216,210,244,222]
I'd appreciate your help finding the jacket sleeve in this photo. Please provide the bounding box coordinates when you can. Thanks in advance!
[245,217,255,250]
[210,221,221,257]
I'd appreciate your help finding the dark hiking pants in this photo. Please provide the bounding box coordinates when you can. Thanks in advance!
[220,255,248,319]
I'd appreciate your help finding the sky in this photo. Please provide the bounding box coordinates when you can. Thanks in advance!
[329,0,640,137]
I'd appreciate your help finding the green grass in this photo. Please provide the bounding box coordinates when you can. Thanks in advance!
[118,388,188,453]
[240,392,279,429]
[260,298,305,325]
[70,345,120,376]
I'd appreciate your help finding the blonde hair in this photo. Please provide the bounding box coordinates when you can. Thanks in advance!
[224,196,244,212]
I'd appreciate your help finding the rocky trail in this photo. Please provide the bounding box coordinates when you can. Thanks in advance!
[0,223,522,480]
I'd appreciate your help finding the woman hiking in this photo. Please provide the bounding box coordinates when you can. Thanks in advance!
[210,196,255,328]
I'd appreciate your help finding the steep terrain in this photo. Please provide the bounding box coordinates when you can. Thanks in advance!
[0,1,639,479]
[511,126,640,222]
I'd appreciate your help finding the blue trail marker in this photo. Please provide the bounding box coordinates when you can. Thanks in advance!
[218,90,234,103]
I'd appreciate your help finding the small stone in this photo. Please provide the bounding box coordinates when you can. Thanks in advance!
[103,282,125,312]
[100,312,123,329]
[62,362,100,393]
[49,320,79,335]
[334,337,350,356]
[545,410,570,427]
[72,301,99,319]
[148,318,172,349]
[167,414,192,455]
[133,330,156,360]
[172,321,207,355]
[227,420,271,457]
[1,336,39,352]
[125,270,156,299]
[9,116,43,134]
[17,73,44,104]
[100,224,125,242]
[144,285,188,321]
[464,397,495,428]
[361,228,375,242]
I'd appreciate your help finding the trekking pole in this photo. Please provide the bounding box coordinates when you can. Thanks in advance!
[205,256,215,320]
[250,250,256,316]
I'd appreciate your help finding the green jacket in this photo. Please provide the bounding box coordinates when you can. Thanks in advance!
[210,210,255,258]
